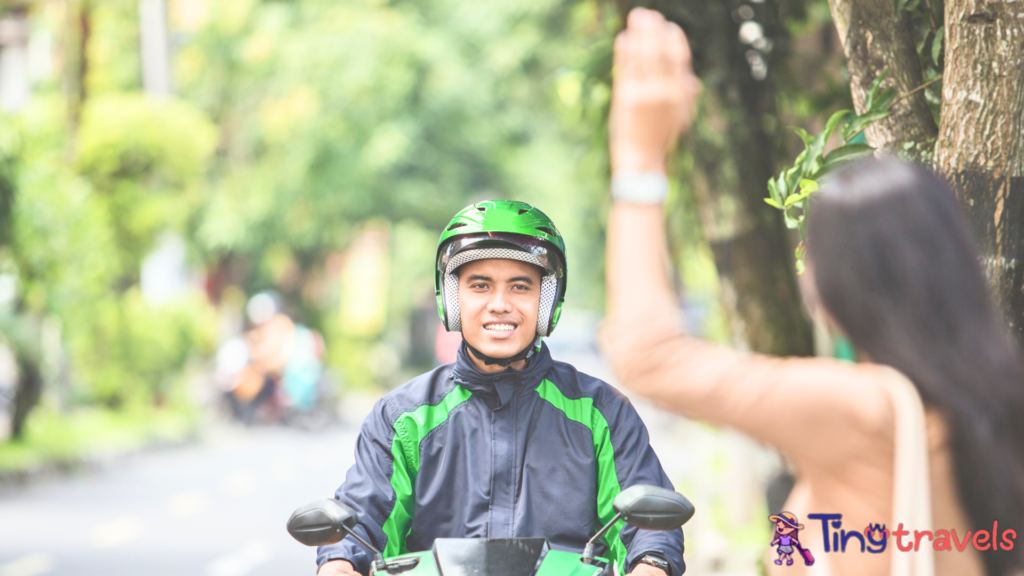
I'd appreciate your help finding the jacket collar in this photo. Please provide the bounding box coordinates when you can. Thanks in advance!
[451,341,553,409]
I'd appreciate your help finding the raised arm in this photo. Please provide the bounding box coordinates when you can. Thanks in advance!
[605,8,698,336]
[601,9,891,463]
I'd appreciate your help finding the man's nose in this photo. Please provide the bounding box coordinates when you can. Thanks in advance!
[486,289,513,313]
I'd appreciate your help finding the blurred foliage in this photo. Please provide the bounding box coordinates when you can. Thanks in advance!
[0,0,870,434]
[172,0,619,383]
[1,0,624,439]
[0,402,198,472]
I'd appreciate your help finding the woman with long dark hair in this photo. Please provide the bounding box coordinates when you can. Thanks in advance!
[602,8,1024,576]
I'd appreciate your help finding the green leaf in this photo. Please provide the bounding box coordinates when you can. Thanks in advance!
[764,197,783,209]
[783,211,801,229]
[785,166,804,197]
[823,109,852,141]
[789,126,814,146]
[767,178,780,204]
[932,26,944,65]
[785,190,812,206]
[795,259,806,275]
[784,180,819,206]
[803,110,851,173]
[865,70,890,110]
[842,110,891,142]
[795,242,806,261]
[872,87,897,113]
[916,28,933,55]
[822,142,874,168]
[775,174,789,198]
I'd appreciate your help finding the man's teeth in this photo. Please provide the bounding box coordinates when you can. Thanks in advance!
[486,324,516,332]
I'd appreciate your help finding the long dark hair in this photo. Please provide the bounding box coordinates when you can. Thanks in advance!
[808,158,1024,576]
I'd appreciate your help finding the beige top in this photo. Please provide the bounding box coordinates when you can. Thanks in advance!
[599,301,985,576]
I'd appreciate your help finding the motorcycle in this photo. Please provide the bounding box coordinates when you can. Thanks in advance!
[286,484,695,576]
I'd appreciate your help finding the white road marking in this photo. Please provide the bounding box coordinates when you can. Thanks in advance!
[167,488,211,518]
[221,470,259,498]
[0,554,53,576]
[92,516,141,548]
[206,540,273,576]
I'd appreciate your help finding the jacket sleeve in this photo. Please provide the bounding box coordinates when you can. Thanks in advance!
[317,397,411,575]
[598,392,686,576]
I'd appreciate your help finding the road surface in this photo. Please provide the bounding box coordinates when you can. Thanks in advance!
[0,424,355,576]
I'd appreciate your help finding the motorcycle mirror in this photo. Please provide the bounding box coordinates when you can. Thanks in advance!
[582,485,694,564]
[286,499,388,573]
[287,499,359,546]
[613,485,695,531]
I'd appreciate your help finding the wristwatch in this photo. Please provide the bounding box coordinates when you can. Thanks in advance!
[610,172,669,204]
[637,553,671,573]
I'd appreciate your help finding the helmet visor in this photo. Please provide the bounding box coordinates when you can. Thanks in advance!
[437,232,564,278]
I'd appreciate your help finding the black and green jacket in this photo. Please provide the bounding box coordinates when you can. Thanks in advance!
[317,342,685,575]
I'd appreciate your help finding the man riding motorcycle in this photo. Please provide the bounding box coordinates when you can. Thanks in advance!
[317,201,685,576]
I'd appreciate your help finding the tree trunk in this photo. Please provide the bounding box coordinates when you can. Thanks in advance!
[826,0,938,152]
[10,347,41,440]
[623,0,815,356]
[935,0,1024,339]
[66,0,90,141]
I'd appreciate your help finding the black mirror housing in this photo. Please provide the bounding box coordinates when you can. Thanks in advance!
[287,499,359,546]
[613,485,695,531]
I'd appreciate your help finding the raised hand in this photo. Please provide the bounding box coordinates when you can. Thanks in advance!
[609,8,701,176]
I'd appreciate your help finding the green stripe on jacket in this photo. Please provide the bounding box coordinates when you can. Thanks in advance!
[381,385,473,557]
[535,378,627,573]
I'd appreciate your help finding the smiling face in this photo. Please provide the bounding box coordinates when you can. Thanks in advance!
[457,258,543,370]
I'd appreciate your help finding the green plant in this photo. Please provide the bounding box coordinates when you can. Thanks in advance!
[764,72,895,273]
[767,0,946,274]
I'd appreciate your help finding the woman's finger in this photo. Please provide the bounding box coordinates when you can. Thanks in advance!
[628,8,665,78]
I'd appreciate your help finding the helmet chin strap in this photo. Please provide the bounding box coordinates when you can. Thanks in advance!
[465,335,541,368]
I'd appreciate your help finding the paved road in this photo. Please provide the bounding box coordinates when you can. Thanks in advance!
[0,424,357,576]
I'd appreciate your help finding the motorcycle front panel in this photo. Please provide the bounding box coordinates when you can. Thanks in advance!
[432,538,547,576]
[370,539,606,576]
[534,550,608,576]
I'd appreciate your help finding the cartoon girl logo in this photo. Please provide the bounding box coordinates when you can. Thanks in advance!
[769,512,815,567]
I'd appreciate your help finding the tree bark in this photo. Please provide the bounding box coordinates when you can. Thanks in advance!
[935,0,1024,339]
[10,347,41,440]
[826,0,938,152]
[624,0,815,356]
[66,0,91,141]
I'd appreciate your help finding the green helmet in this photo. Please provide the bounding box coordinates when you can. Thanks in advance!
[435,200,567,337]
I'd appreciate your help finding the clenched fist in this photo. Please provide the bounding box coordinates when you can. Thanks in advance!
[609,8,701,175]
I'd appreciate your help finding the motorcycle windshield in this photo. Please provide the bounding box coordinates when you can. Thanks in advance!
[432,538,549,576]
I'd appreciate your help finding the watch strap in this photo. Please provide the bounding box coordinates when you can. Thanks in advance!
[610,172,669,205]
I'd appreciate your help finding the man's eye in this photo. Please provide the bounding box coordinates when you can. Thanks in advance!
[513,284,530,291]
